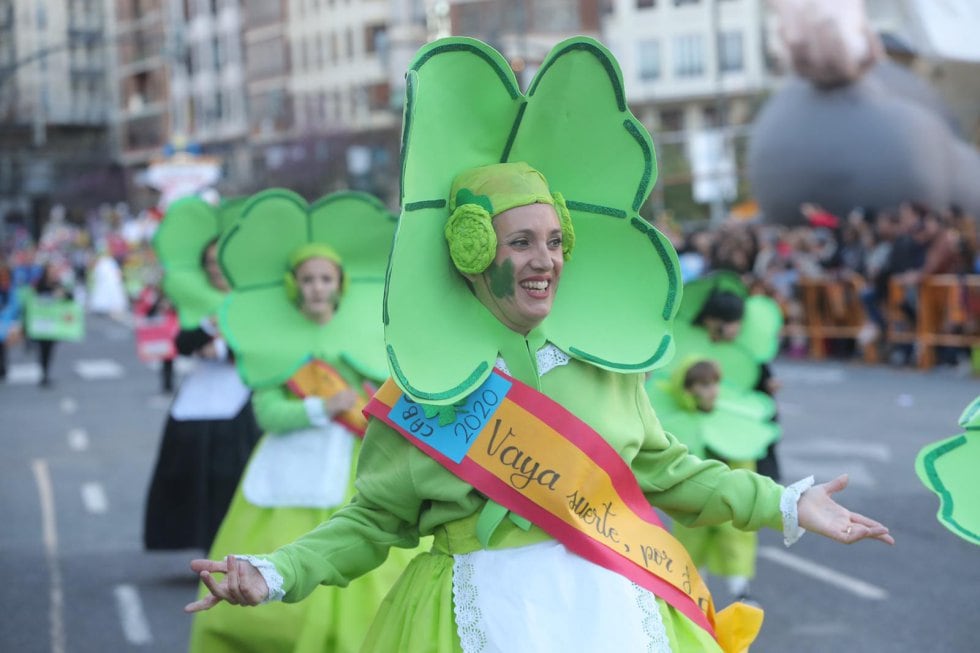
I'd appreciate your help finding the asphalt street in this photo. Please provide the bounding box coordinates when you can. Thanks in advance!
[1,312,977,652]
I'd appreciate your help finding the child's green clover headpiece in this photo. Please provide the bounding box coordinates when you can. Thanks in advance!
[385,36,683,405]
[153,196,244,328]
[446,162,574,274]
[217,189,396,388]
[916,396,980,546]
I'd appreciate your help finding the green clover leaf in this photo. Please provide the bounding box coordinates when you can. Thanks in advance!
[386,36,680,405]
[219,189,396,388]
[153,196,235,328]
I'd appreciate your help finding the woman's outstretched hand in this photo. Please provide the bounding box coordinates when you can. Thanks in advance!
[184,555,270,613]
[797,474,895,545]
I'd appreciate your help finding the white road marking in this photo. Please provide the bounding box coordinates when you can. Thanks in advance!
[780,440,891,463]
[60,397,77,414]
[113,585,153,645]
[773,366,846,384]
[74,359,125,380]
[81,482,108,514]
[32,459,66,653]
[6,362,42,384]
[780,460,876,488]
[67,428,89,452]
[759,546,889,600]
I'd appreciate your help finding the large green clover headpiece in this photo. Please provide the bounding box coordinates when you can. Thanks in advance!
[217,189,396,389]
[915,396,980,546]
[386,36,681,405]
[153,196,243,328]
[656,271,784,391]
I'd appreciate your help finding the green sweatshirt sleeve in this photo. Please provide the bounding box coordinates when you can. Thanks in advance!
[251,385,317,433]
[264,417,425,603]
[631,374,784,532]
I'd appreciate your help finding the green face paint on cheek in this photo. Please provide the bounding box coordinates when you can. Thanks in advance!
[486,258,515,299]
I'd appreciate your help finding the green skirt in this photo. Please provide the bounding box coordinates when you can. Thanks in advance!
[359,515,724,653]
[188,452,420,653]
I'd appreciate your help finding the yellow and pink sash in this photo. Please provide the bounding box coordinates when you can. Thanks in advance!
[365,370,762,649]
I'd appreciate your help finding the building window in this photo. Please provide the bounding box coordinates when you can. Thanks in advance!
[364,24,386,54]
[345,28,353,59]
[366,82,389,111]
[636,0,655,8]
[718,30,743,73]
[637,40,660,81]
[316,33,325,67]
[659,108,683,132]
[673,34,704,77]
[673,0,699,6]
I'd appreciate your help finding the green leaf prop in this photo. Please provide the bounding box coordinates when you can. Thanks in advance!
[218,189,396,389]
[647,373,779,462]
[653,272,784,392]
[386,36,680,404]
[915,396,980,546]
[153,196,243,328]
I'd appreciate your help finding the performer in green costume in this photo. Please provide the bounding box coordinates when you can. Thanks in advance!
[650,271,785,481]
[144,196,261,551]
[188,189,419,653]
[650,358,781,604]
[186,37,892,653]
[916,396,980,546]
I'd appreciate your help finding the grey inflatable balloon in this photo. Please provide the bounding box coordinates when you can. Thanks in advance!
[748,73,954,224]
[951,140,980,218]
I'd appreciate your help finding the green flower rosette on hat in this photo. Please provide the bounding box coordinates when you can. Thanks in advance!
[153,196,243,328]
[217,189,396,389]
[386,36,681,404]
[915,396,980,546]
[647,357,781,462]
[652,271,784,391]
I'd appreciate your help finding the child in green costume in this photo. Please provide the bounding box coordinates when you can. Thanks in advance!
[187,190,420,653]
[653,359,781,606]
[186,38,893,653]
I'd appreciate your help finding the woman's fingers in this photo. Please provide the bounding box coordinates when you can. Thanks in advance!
[184,592,221,613]
[190,558,228,574]
[224,555,245,605]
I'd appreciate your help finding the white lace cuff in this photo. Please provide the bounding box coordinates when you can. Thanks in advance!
[234,555,285,603]
[780,476,814,547]
[303,396,329,427]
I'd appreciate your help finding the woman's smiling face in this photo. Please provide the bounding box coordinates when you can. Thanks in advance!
[466,203,564,335]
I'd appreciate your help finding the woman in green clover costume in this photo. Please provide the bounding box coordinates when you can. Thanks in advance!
[649,270,786,481]
[188,189,419,653]
[916,396,980,547]
[187,37,893,653]
[649,357,781,604]
[144,196,261,552]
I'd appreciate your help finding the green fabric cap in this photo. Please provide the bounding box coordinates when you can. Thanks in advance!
[449,162,555,216]
[289,243,343,269]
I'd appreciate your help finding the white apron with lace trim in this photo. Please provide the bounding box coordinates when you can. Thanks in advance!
[452,540,671,653]
[241,421,353,508]
[169,359,251,420]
